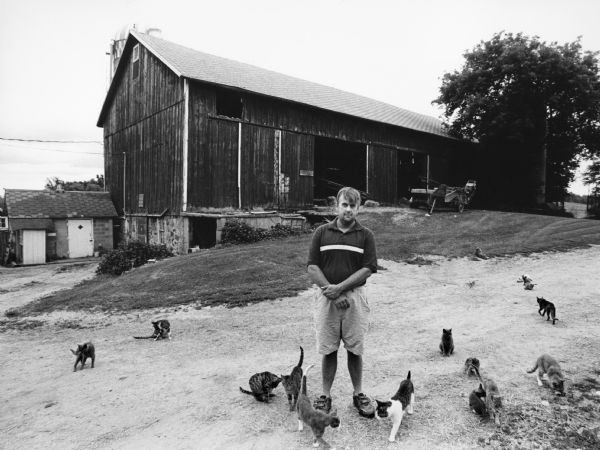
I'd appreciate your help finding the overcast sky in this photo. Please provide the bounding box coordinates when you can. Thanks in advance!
[1,0,599,197]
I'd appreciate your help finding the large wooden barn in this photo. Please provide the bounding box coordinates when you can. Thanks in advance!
[97,30,473,253]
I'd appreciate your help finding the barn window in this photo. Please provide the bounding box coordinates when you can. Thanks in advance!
[216,88,242,119]
[132,43,140,80]
[0,217,7,229]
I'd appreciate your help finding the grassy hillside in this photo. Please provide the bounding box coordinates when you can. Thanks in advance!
[12,208,600,314]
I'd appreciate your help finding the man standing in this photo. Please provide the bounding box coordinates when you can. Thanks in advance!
[307,186,378,418]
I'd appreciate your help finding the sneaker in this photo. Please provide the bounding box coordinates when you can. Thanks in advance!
[313,395,332,413]
[353,393,375,418]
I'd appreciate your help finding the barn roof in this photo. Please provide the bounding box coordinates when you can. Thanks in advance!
[4,190,118,219]
[98,30,449,138]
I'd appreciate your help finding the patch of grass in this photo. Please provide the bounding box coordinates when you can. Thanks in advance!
[10,208,600,315]
[0,319,45,332]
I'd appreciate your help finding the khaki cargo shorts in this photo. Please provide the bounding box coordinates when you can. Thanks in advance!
[314,285,370,356]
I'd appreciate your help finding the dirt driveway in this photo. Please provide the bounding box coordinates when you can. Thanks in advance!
[0,260,99,315]
[1,247,599,449]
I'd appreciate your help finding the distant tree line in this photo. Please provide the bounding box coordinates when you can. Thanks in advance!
[45,175,105,192]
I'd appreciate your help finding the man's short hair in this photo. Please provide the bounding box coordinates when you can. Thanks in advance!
[337,187,361,206]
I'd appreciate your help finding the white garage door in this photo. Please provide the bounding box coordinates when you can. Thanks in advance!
[67,219,94,258]
[23,230,46,265]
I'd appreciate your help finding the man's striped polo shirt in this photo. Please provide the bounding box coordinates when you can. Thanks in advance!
[307,218,378,285]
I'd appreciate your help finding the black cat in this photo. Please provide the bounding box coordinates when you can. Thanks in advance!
[469,383,487,416]
[70,342,95,372]
[439,328,454,356]
[536,297,558,325]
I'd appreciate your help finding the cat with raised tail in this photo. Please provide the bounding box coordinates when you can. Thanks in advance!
[296,364,340,448]
[439,328,454,356]
[282,346,304,411]
[375,370,415,442]
[133,319,171,340]
[527,354,565,395]
[70,342,95,372]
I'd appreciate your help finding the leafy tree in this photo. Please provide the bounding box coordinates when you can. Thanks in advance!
[45,175,105,192]
[434,32,600,207]
[583,158,600,197]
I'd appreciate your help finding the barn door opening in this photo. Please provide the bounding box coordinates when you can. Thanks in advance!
[314,136,366,201]
[397,151,428,199]
[189,217,217,249]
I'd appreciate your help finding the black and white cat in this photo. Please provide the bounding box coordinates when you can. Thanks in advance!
[469,383,487,416]
[133,319,171,340]
[375,371,415,442]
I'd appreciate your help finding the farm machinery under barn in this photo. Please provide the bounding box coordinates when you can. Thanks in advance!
[409,180,476,214]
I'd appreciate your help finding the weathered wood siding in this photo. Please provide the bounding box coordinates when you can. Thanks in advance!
[186,82,467,207]
[241,124,276,208]
[368,144,397,204]
[103,41,184,214]
[243,92,459,156]
[281,131,314,208]
[206,118,239,207]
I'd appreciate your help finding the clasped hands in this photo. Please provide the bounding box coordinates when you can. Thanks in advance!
[320,284,349,309]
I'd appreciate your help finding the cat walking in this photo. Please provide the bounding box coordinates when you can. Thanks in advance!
[296,364,340,448]
[375,370,415,442]
[536,297,558,325]
[282,346,304,411]
[70,342,95,372]
[527,354,565,395]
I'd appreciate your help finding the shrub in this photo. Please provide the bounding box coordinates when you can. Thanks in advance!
[221,220,265,244]
[221,220,305,245]
[96,241,173,275]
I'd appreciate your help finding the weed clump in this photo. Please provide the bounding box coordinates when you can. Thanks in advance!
[97,241,173,276]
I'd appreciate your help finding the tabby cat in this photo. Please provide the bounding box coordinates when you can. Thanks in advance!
[536,297,558,325]
[527,354,565,395]
[468,383,487,416]
[439,328,454,356]
[375,370,415,442]
[296,364,340,448]
[464,357,480,377]
[70,342,95,372]
[133,319,171,340]
[281,346,304,411]
[239,371,282,403]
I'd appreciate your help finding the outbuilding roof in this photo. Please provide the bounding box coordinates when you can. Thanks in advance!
[4,190,118,219]
[98,30,448,138]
